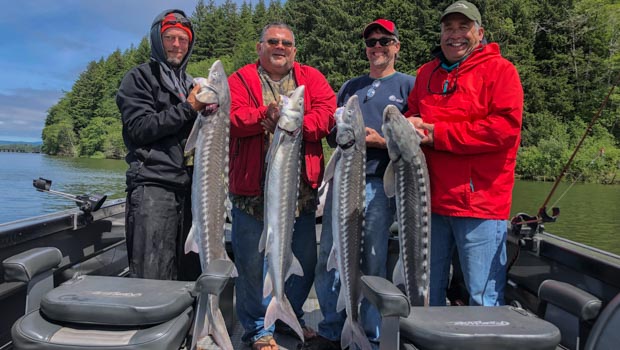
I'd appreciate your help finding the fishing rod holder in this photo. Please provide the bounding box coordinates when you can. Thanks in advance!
[33,177,107,214]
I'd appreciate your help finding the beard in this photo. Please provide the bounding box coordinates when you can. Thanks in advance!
[166,57,182,68]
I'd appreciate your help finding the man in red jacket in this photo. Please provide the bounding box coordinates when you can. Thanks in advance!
[405,1,523,307]
[228,22,336,350]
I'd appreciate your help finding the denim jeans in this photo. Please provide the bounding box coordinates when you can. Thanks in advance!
[429,214,507,306]
[231,206,317,343]
[314,176,395,343]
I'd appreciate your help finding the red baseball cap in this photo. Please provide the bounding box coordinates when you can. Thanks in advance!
[363,19,399,39]
[161,13,193,42]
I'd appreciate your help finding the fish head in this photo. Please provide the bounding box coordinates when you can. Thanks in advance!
[335,95,365,150]
[277,85,305,133]
[382,105,422,161]
[196,60,230,111]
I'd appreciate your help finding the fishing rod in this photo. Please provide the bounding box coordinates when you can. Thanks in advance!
[512,73,620,231]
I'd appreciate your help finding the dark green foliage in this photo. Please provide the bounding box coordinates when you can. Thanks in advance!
[41,0,620,183]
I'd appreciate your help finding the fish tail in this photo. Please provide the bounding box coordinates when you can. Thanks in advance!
[208,296,233,350]
[264,295,304,342]
[341,316,372,350]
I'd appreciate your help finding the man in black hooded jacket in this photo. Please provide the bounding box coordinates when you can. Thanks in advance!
[116,9,206,280]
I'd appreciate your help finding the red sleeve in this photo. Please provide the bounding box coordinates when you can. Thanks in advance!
[228,66,268,138]
[434,62,523,155]
[298,66,336,142]
[403,67,423,118]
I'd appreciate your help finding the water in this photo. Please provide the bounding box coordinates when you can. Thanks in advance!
[0,152,126,223]
[1,153,618,255]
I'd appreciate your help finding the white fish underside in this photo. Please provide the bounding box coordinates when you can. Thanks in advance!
[184,60,234,350]
[261,85,306,342]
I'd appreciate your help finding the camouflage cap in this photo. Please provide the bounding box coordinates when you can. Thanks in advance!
[441,1,482,25]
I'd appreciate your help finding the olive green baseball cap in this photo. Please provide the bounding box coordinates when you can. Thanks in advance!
[441,1,482,25]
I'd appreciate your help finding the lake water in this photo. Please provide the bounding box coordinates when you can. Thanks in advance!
[1,152,618,255]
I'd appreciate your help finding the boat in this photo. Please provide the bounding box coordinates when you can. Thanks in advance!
[1,188,619,349]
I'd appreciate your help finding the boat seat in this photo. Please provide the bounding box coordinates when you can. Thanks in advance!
[584,291,620,350]
[362,275,561,350]
[11,259,235,350]
[538,279,602,350]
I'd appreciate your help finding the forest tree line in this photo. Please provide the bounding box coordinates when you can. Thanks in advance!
[41,0,620,183]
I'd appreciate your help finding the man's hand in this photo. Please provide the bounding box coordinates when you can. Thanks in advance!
[407,116,435,146]
[187,84,207,112]
[365,127,387,149]
[261,100,280,134]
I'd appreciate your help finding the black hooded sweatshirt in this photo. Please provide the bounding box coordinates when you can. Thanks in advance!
[116,9,197,191]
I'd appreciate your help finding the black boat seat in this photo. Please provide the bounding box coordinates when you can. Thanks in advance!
[11,259,235,350]
[12,305,193,350]
[362,275,561,350]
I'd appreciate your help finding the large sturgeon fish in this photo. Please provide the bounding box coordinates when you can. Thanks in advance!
[260,85,306,342]
[184,60,236,350]
[323,95,371,350]
[382,105,431,307]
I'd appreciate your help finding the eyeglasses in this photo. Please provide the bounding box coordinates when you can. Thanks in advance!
[262,38,294,48]
[364,37,396,48]
[426,64,458,95]
[364,80,381,102]
[163,35,189,45]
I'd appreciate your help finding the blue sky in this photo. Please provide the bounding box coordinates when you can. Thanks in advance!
[0,0,239,142]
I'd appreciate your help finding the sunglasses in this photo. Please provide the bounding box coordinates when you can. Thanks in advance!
[364,79,381,102]
[263,38,294,48]
[163,18,192,29]
[364,37,396,48]
[427,64,458,95]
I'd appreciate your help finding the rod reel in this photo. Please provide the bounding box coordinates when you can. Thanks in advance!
[33,177,107,214]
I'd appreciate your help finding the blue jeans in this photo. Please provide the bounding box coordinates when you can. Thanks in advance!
[429,214,507,306]
[231,206,317,343]
[314,176,394,343]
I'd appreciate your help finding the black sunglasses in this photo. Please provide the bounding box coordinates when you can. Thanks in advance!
[364,37,396,48]
[427,63,458,95]
[262,38,294,48]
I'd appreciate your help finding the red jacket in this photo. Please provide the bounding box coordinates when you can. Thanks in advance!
[405,43,523,219]
[228,61,336,196]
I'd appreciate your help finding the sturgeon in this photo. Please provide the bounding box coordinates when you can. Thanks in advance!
[184,60,236,350]
[260,85,306,342]
[323,95,372,350]
[382,105,431,307]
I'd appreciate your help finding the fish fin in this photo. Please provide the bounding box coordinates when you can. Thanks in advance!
[336,287,346,313]
[184,117,202,153]
[287,255,304,279]
[341,317,372,350]
[323,148,340,183]
[263,271,274,298]
[208,297,234,350]
[316,179,331,218]
[183,225,199,254]
[264,296,304,342]
[326,245,338,272]
[258,227,267,253]
[392,258,405,290]
[383,161,396,198]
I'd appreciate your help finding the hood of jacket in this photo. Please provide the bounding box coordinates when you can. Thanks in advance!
[149,9,195,101]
